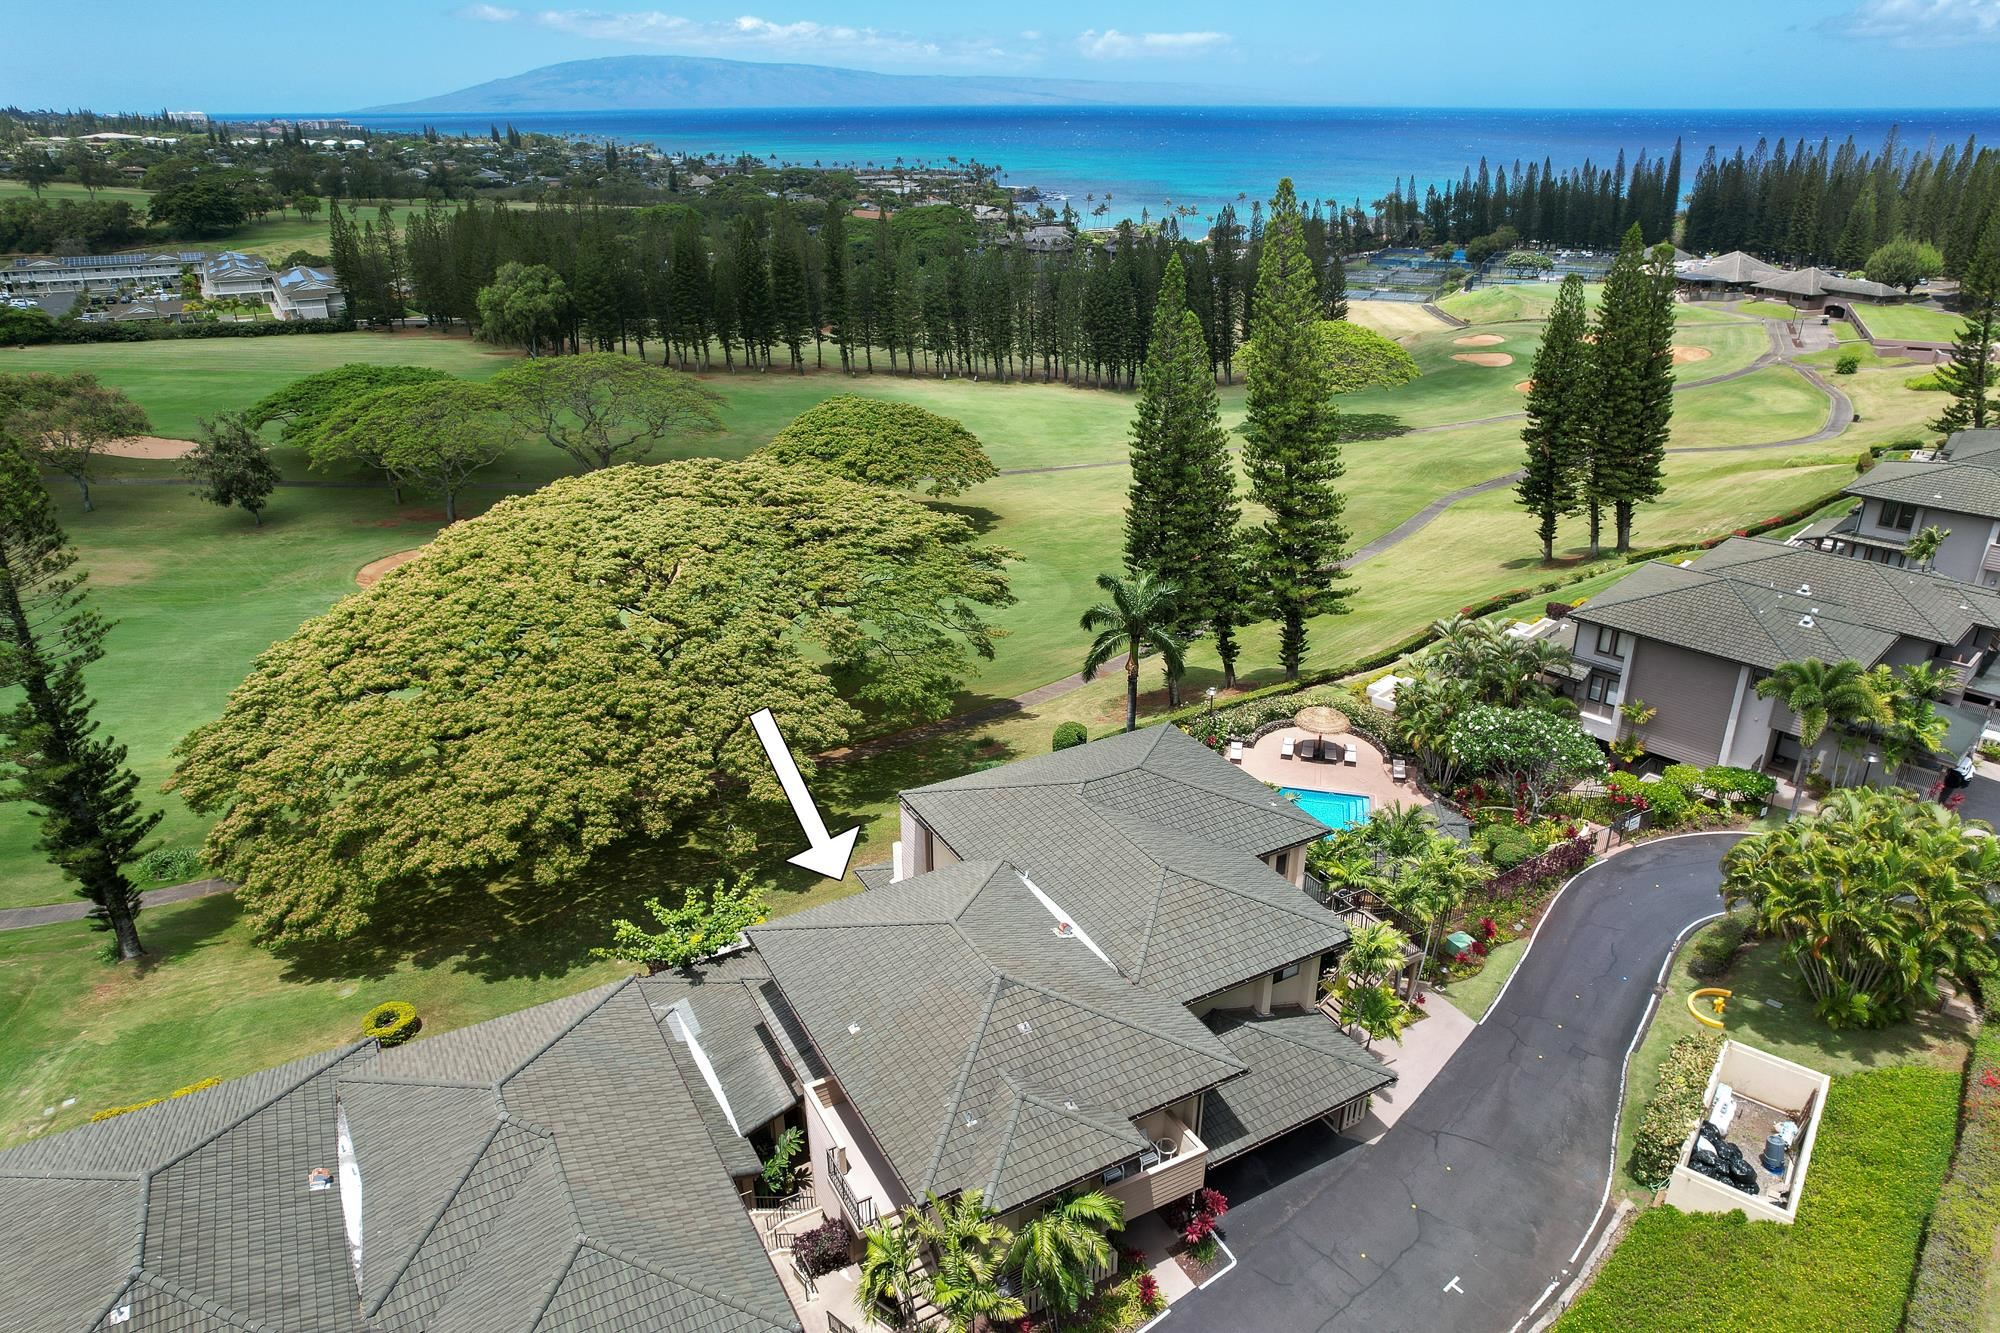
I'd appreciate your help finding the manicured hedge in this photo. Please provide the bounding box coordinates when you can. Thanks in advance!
[1052,721,1089,751]
[91,1076,223,1122]
[1905,1029,2000,1331]
[1687,915,1754,983]
[361,1000,421,1047]
[1560,1066,1961,1333]
[1630,1031,1723,1189]
[2,316,356,347]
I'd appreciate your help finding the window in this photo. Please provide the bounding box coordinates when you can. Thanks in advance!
[1272,962,1300,983]
[1272,851,1290,879]
[1595,625,1623,657]
[1587,675,1608,703]
[1879,500,1919,532]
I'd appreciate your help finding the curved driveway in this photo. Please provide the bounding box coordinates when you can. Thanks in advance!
[1173,832,1742,1333]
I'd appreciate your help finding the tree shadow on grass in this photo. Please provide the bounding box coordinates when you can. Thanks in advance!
[924,500,1003,537]
[1337,413,1412,441]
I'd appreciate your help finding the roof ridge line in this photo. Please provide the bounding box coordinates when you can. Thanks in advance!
[364,1117,511,1317]
[495,976,636,1092]
[140,1041,375,1188]
[580,1237,802,1330]
[981,1083,1032,1203]
[525,1236,587,1330]
[1130,863,1170,974]
[993,972,1248,1073]
[920,973,1007,1197]
[1724,578,1799,661]
[118,1269,264,1330]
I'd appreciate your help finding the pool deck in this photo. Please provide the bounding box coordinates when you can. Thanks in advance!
[1235,726,1419,817]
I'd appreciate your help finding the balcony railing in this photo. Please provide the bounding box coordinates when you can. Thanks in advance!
[827,1147,878,1230]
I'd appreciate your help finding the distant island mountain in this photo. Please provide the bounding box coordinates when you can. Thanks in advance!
[361,54,1260,114]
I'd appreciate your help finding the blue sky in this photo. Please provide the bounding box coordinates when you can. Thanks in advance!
[18,0,2000,112]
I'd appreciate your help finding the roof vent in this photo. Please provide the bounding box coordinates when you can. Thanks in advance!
[1054,920,1075,938]
[1799,615,1815,628]
[963,1112,979,1129]
[847,1022,861,1036]
[1796,583,1810,595]
[1063,1100,1078,1111]
[1016,1020,1033,1035]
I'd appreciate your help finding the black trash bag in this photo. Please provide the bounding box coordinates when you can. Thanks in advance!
[1714,1142,1759,1193]
[1698,1121,1726,1149]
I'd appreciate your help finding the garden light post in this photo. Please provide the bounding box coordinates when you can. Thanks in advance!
[1206,686,1216,717]
[1863,753,1878,788]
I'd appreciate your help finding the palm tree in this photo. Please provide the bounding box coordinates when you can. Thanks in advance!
[915,1191,1023,1332]
[1339,978,1412,1051]
[1903,523,1951,570]
[1007,1189,1124,1323]
[1079,571,1185,733]
[1386,834,1492,1001]
[1334,918,1411,990]
[1754,657,1887,813]
[858,1217,927,1329]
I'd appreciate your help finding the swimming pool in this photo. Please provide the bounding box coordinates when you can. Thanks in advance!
[1277,787,1371,833]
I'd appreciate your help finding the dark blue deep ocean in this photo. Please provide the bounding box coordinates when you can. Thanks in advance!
[316,106,2000,224]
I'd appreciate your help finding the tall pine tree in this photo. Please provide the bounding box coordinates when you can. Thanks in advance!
[1242,179,1350,680]
[1125,254,1244,696]
[0,448,158,960]
[1515,274,1592,561]
[1591,224,1677,553]
[1933,214,2000,436]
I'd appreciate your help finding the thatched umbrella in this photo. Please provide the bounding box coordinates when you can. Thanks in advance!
[1293,705,1350,737]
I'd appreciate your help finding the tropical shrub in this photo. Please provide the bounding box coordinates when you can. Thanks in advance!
[759,1125,804,1196]
[1630,1031,1724,1188]
[360,1001,421,1047]
[1052,721,1090,751]
[595,876,768,973]
[1700,765,1776,806]
[135,846,206,884]
[1448,706,1606,817]
[1487,833,1593,895]
[794,1217,856,1279]
[1905,1029,2000,1331]
[1687,913,1754,981]
[1835,351,1862,375]
[1722,789,2000,1028]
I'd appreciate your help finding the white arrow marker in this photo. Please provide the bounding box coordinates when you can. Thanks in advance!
[748,707,859,880]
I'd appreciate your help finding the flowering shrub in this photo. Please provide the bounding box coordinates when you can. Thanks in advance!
[1487,833,1593,895]
[1478,917,1497,940]
[793,1217,855,1278]
[1137,1272,1162,1311]
[1173,1187,1230,1247]
[1448,706,1606,817]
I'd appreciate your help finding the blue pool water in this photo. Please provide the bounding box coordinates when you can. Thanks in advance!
[1278,787,1371,834]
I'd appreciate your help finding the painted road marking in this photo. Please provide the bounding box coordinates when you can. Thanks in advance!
[1444,1276,1465,1294]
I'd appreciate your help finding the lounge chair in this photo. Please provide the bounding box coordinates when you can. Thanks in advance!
[1391,758,1407,783]
[1281,737,1296,760]
[1228,740,1244,764]
[1344,744,1358,767]
[1299,737,1317,761]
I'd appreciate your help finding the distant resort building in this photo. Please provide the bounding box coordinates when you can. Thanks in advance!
[3,251,205,297]
[200,251,347,321]
[1675,250,1909,313]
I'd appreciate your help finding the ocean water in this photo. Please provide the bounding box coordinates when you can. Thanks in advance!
[336,105,2000,225]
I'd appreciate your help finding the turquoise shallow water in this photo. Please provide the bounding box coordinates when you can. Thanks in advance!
[334,105,2000,227]
[1278,786,1370,833]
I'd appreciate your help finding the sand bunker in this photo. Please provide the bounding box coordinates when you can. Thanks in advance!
[356,549,426,588]
[1671,345,1713,365]
[1454,333,1505,347]
[1514,379,1534,393]
[1452,352,1515,367]
[101,436,196,459]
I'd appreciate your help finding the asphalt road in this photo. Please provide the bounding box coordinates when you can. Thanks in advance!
[1172,832,1743,1333]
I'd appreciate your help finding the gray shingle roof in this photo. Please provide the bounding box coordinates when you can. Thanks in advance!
[1199,1009,1396,1162]
[1847,458,2000,520]
[751,861,1246,1210]
[1573,537,2000,670]
[0,978,800,1333]
[1675,250,1781,284]
[901,726,1346,998]
[1945,429,2000,464]
[1753,266,1901,300]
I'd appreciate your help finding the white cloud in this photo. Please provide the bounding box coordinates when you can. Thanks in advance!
[459,8,1013,63]
[1075,28,1230,59]
[1824,0,2000,46]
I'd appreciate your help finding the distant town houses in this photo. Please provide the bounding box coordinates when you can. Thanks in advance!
[1803,429,2000,587]
[0,249,347,323]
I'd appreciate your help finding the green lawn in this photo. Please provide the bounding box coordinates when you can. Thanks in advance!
[0,181,451,263]
[1734,299,1800,321]
[1613,926,1970,1197]
[1560,1064,1962,1333]
[1853,301,1966,344]
[1,333,518,440]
